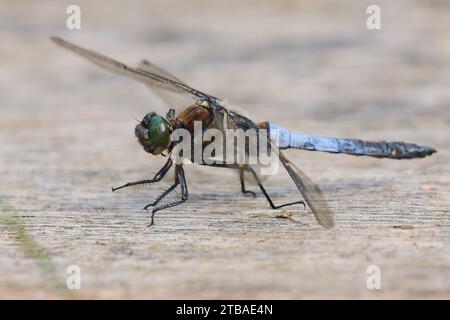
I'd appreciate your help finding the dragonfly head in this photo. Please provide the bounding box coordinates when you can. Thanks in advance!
[135,112,172,155]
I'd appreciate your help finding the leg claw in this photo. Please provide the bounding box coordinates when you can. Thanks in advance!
[300,201,306,210]
[147,213,155,227]
[243,190,256,198]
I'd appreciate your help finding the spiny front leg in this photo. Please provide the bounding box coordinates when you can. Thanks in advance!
[145,164,189,227]
[111,158,173,192]
[143,183,178,211]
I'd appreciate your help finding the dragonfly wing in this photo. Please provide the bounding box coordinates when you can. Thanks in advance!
[138,60,186,84]
[50,37,215,110]
[279,152,334,228]
[137,60,195,110]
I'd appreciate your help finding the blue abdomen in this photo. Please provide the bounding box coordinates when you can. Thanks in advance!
[266,122,435,159]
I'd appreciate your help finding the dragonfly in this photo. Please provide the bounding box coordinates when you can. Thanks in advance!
[51,36,436,228]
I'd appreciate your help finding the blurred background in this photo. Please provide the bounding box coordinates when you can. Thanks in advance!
[0,0,449,299]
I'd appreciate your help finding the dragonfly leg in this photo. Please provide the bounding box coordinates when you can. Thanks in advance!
[247,166,306,210]
[111,158,173,192]
[144,183,178,210]
[145,165,188,227]
[239,167,256,197]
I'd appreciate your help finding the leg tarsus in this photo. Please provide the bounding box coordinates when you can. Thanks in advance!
[112,158,173,192]
[147,212,155,227]
[243,190,256,197]
[271,200,306,210]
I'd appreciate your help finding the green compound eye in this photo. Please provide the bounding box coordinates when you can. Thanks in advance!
[143,112,157,122]
[144,113,171,153]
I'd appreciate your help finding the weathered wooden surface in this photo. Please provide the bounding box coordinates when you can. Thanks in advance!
[0,0,449,299]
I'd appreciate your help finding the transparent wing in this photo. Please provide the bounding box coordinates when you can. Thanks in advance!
[279,152,334,228]
[51,36,216,110]
[137,59,186,84]
[137,60,195,110]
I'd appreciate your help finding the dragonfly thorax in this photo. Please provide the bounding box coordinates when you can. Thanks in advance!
[135,112,172,155]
